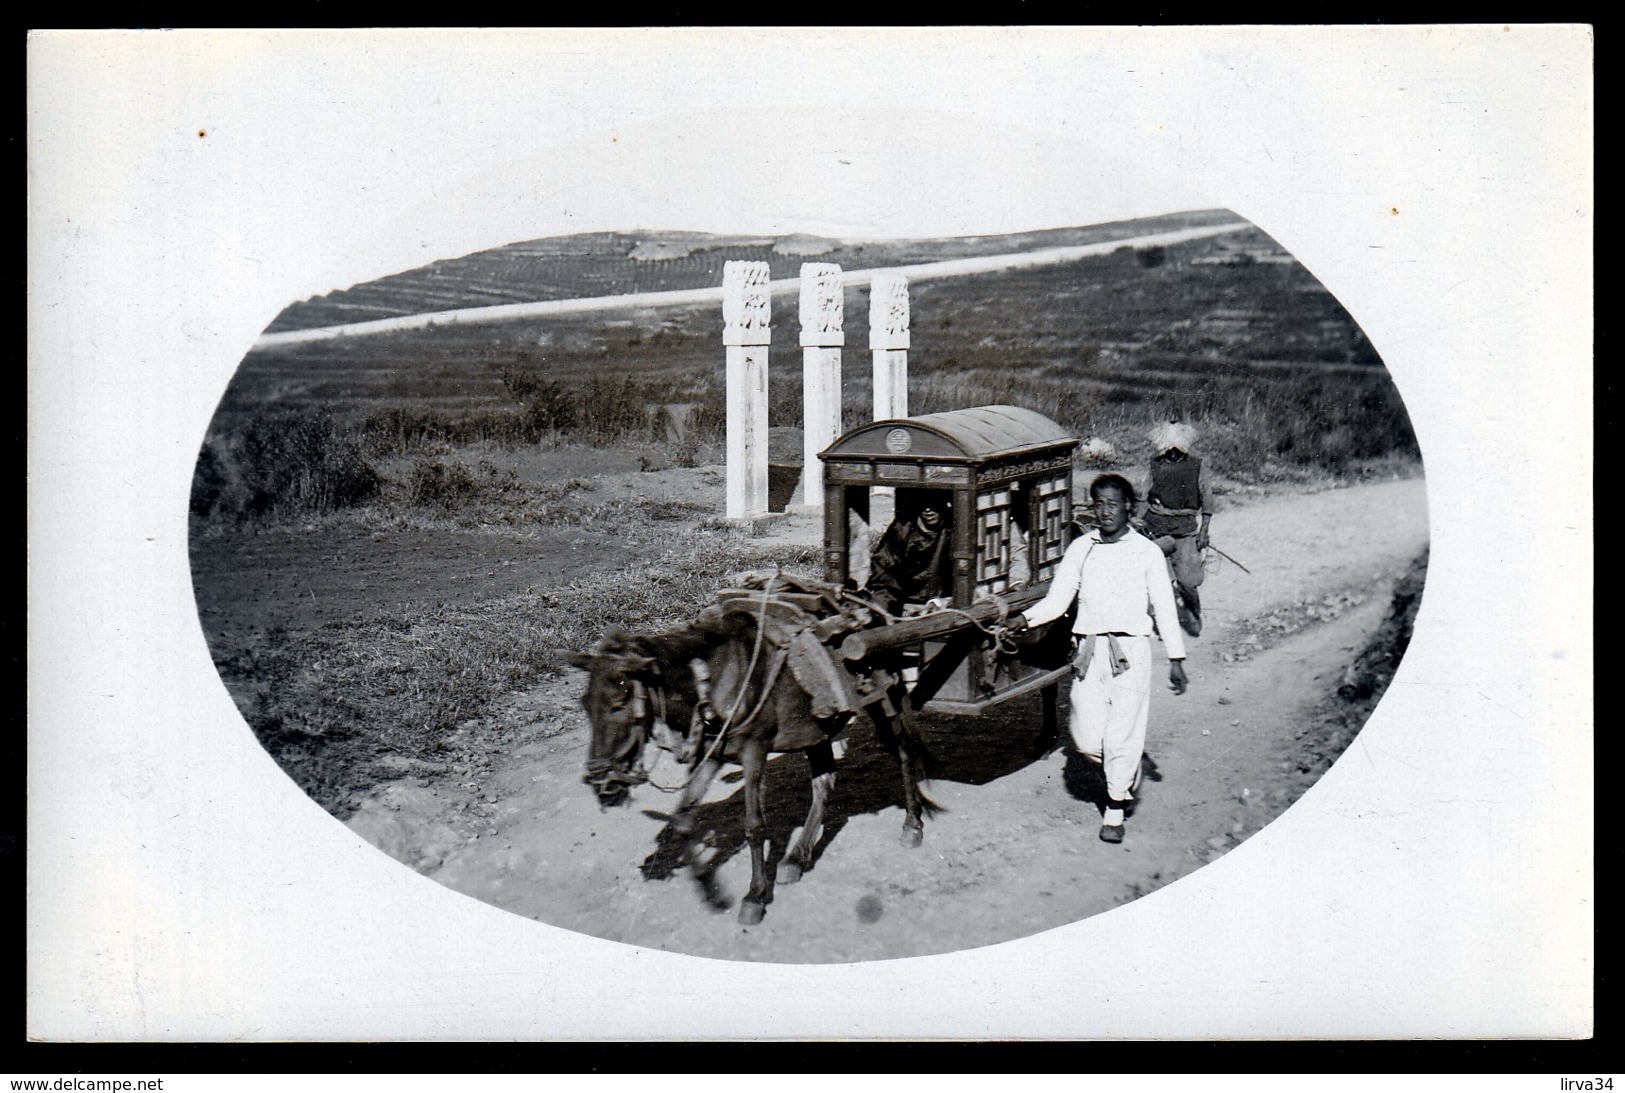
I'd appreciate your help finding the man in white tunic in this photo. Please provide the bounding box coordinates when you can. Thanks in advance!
[1011,473,1189,843]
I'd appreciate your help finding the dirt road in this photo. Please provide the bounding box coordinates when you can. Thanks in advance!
[346,475,1427,962]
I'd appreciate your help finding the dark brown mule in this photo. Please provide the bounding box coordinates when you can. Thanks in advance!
[569,614,932,925]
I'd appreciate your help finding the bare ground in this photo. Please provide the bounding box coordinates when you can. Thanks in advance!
[339,474,1428,962]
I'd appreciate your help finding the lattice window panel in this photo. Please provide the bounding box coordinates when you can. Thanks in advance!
[1035,474,1069,584]
[976,489,1013,597]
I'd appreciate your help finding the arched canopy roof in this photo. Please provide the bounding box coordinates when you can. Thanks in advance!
[820,405,1077,463]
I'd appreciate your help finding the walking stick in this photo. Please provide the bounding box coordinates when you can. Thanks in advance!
[1208,543,1251,574]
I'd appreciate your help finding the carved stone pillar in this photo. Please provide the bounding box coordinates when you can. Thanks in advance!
[722,260,771,519]
[798,263,844,509]
[869,272,910,421]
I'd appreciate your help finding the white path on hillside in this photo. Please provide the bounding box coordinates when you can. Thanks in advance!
[254,221,1252,349]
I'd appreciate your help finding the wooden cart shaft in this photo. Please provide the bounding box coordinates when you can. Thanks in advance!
[836,585,1051,663]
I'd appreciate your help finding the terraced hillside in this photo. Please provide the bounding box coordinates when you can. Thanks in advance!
[263,209,1241,333]
[212,211,1413,484]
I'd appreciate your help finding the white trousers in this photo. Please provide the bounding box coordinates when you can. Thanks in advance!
[1067,634,1152,802]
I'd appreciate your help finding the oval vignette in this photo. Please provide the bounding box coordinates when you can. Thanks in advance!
[188,209,1428,963]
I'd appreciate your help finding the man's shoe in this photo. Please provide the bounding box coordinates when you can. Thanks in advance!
[1101,804,1126,842]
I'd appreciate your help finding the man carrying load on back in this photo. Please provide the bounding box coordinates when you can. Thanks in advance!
[1140,420,1213,638]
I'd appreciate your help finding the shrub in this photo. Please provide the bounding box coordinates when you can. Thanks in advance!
[359,406,453,456]
[499,363,544,404]
[672,428,709,467]
[408,460,479,507]
[456,410,530,447]
[189,441,231,518]
[518,379,578,438]
[578,377,657,442]
[686,383,726,444]
[193,410,381,522]
[767,380,804,427]
[408,458,520,508]
[360,405,574,453]
[648,405,676,444]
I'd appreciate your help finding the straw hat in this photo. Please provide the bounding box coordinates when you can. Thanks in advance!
[1147,420,1197,453]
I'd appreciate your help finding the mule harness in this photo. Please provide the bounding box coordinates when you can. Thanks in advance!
[621,582,789,795]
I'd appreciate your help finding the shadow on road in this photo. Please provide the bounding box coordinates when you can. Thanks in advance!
[635,689,1063,911]
[1060,748,1163,815]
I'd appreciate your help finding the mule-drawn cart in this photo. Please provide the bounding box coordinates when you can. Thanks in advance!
[575,404,1082,923]
[817,404,1079,718]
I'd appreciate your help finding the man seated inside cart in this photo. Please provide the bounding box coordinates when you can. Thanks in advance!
[863,491,954,616]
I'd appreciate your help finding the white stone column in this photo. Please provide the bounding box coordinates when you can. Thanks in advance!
[870,271,911,420]
[723,260,771,519]
[799,263,844,510]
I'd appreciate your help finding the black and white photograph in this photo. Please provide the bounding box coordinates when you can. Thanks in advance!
[28,26,1591,1040]
[191,206,1427,960]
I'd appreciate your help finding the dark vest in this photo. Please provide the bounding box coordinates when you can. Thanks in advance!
[1150,455,1202,511]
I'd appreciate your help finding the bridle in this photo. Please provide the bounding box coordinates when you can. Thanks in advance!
[582,682,652,796]
[582,659,711,798]
[583,585,785,798]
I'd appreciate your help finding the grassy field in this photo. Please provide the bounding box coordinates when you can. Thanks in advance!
[192,450,824,813]
[191,210,1422,815]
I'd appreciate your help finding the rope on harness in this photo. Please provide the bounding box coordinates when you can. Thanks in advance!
[932,592,1022,656]
[693,581,777,770]
[637,678,702,793]
[643,581,781,795]
[849,583,1023,656]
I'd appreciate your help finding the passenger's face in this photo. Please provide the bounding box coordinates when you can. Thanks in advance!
[917,503,944,530]
[1092,484,1131,537]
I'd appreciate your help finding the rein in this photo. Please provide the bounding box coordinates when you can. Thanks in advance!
[614,582,783,796]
